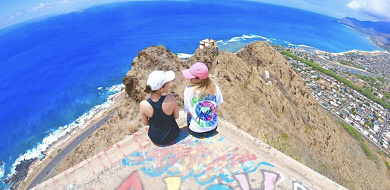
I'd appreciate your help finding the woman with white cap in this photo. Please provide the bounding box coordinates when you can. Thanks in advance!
[139,70,180,145]
[182,62,223,138]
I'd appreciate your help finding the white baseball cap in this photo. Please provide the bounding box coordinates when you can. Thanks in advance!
[147,70,175,91]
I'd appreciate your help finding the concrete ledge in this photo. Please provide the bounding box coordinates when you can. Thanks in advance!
[33,114,346,190]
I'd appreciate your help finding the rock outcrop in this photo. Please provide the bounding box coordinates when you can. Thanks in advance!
[52,42,390,189]
[2,158,36,189]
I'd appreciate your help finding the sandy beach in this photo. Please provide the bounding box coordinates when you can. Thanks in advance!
[20,90,126,189]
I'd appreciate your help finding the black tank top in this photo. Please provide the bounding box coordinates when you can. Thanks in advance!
[147,96,180,145]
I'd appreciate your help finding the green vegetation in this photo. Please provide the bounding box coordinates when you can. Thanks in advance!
[340,120,373,159]
[280,132,288,140]
[351,108,358,115]
[340,120,361,139]
[355,74,381,88]
[282,51,390,109]
[275,112,281,119]
[337,60,365,70]
[386,160,390,170]
[360,142,373,158]
[304,124,312,134]
[377,77,386,84]
[385,92,390,99]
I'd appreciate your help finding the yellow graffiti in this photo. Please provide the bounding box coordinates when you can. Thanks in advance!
[165,177,181,190]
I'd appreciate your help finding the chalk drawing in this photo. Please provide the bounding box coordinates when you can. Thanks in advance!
[206,184,233,190]
[40,129,316,190]
[292,180,309,190]
[234,173,251,190]
[122,134,274,186]
[261,170,281,190]
[165,176,181,190]
[116,171,143,190]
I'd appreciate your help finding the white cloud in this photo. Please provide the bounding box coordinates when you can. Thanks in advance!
[347,1,360,9]
[347,0,390,21]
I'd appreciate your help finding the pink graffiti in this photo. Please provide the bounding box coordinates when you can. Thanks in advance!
[262,170,281,190]
[116,172,143,190]
[234,173,250,190]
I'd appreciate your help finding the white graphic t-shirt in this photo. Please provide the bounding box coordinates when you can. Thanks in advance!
[184,84,223,133]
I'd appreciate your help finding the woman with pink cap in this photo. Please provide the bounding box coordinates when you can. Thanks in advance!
[182,62,223,138]
[139,70,180,145]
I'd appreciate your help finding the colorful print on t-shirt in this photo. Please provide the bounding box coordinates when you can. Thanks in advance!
[191,94,217,128]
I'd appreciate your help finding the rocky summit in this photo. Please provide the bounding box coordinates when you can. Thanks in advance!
[38,42,389,189]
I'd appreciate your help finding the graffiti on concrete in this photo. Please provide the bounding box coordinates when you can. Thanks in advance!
[292,180,309,190]
[116,171,143,190]
[114,169,308,190]
[46,130,312,190]
[122,132,274,186]
[261,170,281,190]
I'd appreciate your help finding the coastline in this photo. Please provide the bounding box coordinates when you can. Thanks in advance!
[14,88,126,189]
[2,34,386,189]
[4,35,385,188]
[330,48,387,55]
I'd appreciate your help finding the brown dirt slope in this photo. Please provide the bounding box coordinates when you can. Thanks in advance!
[52,42,390,189]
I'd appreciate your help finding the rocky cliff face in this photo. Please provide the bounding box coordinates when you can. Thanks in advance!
[54,42,390,189]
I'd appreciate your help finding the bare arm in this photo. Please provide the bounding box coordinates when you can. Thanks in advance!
[173,100,179,119]
[140,101,150,126]
[166,94,179,119]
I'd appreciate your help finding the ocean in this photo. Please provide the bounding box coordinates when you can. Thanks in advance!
[0,0,381,187]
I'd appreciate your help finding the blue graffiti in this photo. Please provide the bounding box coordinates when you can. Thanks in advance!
[182,169,194,180]
[122,156,153,166]
[244,161,274,173]
[141,164,171,177]
[219,173,235,183]
[206,184,232,190]
[194,171,217,185]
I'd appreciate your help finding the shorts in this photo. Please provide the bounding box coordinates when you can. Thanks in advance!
[187,114,218,138]
[188,126,218,138]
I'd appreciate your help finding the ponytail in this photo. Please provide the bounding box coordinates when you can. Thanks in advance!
[144,85,152,93]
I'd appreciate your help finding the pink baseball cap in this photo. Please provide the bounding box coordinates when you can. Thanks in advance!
[182,62,209,79]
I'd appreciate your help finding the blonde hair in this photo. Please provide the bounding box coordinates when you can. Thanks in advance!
[192,77,216,98]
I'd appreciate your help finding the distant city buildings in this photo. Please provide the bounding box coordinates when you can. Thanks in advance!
[276,46,390,154]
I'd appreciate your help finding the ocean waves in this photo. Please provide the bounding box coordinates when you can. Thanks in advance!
[3,84,124,181]
[0,162,4,180]
[176,53,192,60]
[178,34,329,54]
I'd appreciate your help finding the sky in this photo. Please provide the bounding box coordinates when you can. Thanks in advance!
[253,0,390,21]
[0,0,389,29]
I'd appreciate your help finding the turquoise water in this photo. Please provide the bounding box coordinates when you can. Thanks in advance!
[0,0,381,187]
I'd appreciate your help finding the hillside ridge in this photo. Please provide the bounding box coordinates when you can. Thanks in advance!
[28,41,390,189]
[338,17,390,51]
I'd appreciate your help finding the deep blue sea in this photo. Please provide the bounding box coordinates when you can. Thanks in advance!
[0,0,381,187]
